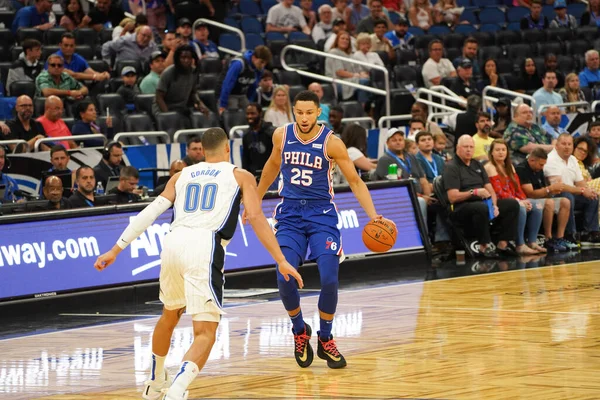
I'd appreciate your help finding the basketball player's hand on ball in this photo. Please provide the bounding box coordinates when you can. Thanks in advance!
[278,260,304,289]
[94,249,117,271]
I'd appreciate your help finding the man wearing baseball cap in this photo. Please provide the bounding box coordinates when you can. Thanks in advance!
[140,51,166,95]
[549,0,578,28]
[373,128,429,194]
[450,57,479,100]
[117,66,139,105]
[193,20,219,58]
[384,17,414,51]
[177,18,192,41]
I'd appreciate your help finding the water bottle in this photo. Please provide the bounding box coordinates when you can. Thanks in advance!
[96,182,104,195]
[139,135,150,145]
[386,163,398,180]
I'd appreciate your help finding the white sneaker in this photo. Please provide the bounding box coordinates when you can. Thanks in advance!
[161,390,188,400]
[142,370,171,400]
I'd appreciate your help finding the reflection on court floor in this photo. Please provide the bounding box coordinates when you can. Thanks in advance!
[0,262,599,399]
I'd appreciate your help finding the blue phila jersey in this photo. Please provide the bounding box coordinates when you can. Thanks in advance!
[279,123,335,201]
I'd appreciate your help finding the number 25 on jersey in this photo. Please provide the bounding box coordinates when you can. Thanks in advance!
[290,168,313,186]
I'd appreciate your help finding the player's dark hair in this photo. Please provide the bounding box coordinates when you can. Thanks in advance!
[202,128,228,151]
[293,90,320,107]
[50,144,68,157]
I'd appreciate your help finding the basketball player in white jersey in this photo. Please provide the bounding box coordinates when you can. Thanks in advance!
[94,128,302,400]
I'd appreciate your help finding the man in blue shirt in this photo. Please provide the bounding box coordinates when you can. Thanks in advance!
[384,17,413,51]
[11,0,53,34]
[48,33,110,83]
[532,71,563,109]
[215,46,272,115]
[579,50,600,89]
[541,105,567,140]
[0,146,20,203]
[192,21,219,59]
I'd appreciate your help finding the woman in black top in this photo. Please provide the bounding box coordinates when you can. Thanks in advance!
[477,58,508,93]
[516,57,542,94]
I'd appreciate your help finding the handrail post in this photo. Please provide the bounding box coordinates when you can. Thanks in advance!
[482,85,537,118]
[341,117,376,129]
[377,114,413,129]
[195,18,245,55]
[229,125,250,138]
[280,45,390,125]
[113,131,170,144]
[174,128,211,143]
[0,139,28,153]
[34,134,107,151]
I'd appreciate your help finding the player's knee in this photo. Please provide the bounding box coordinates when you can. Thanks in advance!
[162,306,185,327]
[191,317,219,343]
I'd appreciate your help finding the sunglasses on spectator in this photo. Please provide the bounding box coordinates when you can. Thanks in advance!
[49,63,63,67]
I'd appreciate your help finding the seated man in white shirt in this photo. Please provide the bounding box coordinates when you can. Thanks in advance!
[312,4,334,44]
[266,0,311,35]
[421,39,456,89]
[543,133,600,244]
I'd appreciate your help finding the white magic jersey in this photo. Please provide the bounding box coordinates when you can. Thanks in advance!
[171,161,241,239]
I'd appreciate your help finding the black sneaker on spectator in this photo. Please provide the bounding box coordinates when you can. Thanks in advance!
[545,238,566,253]
[589,231,600,245]
[579,232,594,248]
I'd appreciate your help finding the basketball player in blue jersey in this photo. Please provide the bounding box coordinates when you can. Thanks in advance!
[250,90,382,369]
[94,128,302,400]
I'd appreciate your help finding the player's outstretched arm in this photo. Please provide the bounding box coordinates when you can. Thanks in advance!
[235,168,304,288]
[256,127,285,200]
[328,135,381,221]
[94,173,181,271]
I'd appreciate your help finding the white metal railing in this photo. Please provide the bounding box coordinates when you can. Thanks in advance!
[429,85,463,98]
[342,117,376,129]
[174,128,211,143]
[536,102,591,124]
[114,131,170,144]
[229,125,249,138]
[196,18,244,56]
[280,45,391,121]
[415,88,466,117]
[34,134,107,152]
[0,139,28,153]
[482,86,537,117]
[378,114,412,129]
[415,98,464,115]
[427,85,463,109]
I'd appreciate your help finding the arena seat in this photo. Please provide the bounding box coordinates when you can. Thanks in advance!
[97,93,126,117]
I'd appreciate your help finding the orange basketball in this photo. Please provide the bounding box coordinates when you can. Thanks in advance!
[362,218,397,253]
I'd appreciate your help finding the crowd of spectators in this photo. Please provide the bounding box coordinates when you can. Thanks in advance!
[1,0,600,258]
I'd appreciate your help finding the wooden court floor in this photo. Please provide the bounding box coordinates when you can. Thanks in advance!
[1,262,599,400]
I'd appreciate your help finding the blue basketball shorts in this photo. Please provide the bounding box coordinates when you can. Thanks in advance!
[273,199,343,263]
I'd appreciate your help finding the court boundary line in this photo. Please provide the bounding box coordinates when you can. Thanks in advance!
[0,260,596,342]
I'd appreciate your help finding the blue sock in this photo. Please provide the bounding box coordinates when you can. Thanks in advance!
[319,317,333,340]
[316,254,339,341]
[277,247,304,333]
[290,309,305,334]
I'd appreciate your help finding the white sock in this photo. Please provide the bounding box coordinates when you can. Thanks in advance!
[150,353,167,382]
[167,360,199,397]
